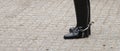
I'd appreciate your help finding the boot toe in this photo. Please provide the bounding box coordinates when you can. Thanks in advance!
[64,33,80,39]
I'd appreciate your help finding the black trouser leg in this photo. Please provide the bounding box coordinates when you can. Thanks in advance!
[74,0,91,35]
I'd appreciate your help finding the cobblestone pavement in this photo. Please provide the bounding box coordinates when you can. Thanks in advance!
[0,0,120,51]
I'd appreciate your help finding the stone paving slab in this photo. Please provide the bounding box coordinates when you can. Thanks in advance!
[0,0,120,51]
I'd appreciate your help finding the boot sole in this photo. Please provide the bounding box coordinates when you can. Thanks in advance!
[64,34,89,39]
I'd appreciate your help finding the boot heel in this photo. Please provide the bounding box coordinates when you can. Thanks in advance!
[83,26,91,38]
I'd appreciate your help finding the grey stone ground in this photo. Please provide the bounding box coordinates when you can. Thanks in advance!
[0,0,120,51]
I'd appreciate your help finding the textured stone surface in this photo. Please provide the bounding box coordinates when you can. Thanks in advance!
[0,0,120,51]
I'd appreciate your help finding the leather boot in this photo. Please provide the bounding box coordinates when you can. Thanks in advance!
[64,26,90,39]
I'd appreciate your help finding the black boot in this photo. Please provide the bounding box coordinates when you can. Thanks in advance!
[64,26,92,39]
